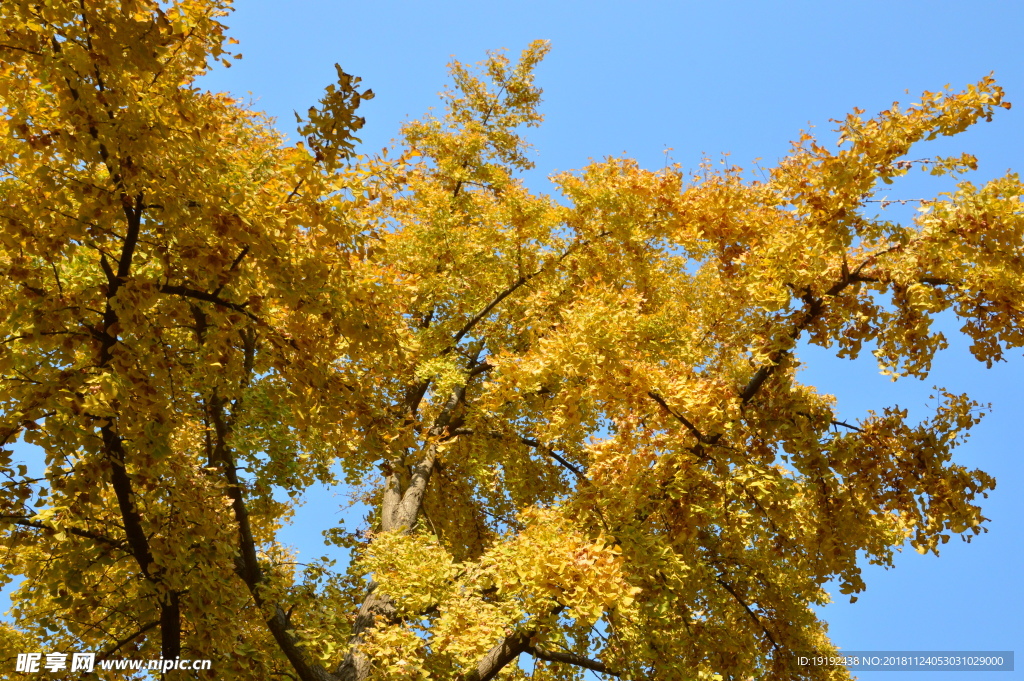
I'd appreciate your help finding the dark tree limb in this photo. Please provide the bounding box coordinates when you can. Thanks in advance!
[212,245,251,297]
[831,419,865,433]
[527,645,620,676]
[461,606,567,681]
[447,275,532,351]
[3,515,125,549]
[716,577,779,651]
[461,630,532,681]
[94,620,160,663]
[158,284,258,320]
[442,232,609,358]
[467,359,494,377]
[83,176,182,661]
[736,273,855,409]
[737,246,956,412]
[518,437,587,480]
[647,391,705,443]
[116,193,143,279]
[159,591,181,661]
[101,426,154,579]
[208,396,336,681]
[0,43,43,56]
[101,424,181,660]
[448,429,587,480]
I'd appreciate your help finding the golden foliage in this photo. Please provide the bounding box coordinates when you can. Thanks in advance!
[0,2,1020,680]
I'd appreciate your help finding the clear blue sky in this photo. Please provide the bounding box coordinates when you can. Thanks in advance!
[6,1,1022,678]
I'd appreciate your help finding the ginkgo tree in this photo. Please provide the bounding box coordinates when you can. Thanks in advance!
[1,1,1021,680]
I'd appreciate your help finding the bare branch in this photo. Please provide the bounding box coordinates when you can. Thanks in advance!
[648,391,706,442]
[527,645,620,677]
[94,620,160,663]
[212,245,251,297]
[461,607,566,681]
[158,284,257,319]
[461,630,532,681]
[716,578,779,651]
[518,437,587,480]
[447,275,531,351]
[443,232,609,356]
[208,396,336,681]
[831,419,865,433]
[3,515,126,549]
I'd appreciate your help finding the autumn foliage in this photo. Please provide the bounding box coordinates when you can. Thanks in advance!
[1,2,1021,680]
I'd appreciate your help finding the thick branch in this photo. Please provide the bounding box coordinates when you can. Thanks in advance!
[209,396,259,580]
[3,516,125,549]
[265,607,337,681]
[117,194,143,279]
[339,378,474,680]
[0,43,43,56]
[442,233,606,358]
[406,234,606,421]
[335,582,397,681]
[212,245,250,297]
[387,378,470,533]
[389,444,440,532]
[159,284,257,320]
[518,437,587,480]
[101,424,182,660]
[101,425,154,579]
[527,645,619,676]
[448,275,531,351]
[737,250,955,410]
[461,630,532,681]
[95,620,160,663]
[461,607,566,681]
[160,591,181,661]
[737,274,854,408]
[448,426,586,480]
[208,397,334,681]
[716,578,779,650]
[403,380,431,419]
[87,182,182,659]
[647,391,707,443]
[467,359,494,377]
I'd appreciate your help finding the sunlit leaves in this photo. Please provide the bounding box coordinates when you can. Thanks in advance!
[296,64,375,171]
[0,4,1021,681]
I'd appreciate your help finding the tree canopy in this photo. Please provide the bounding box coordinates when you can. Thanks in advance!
[1,2,1021,680]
